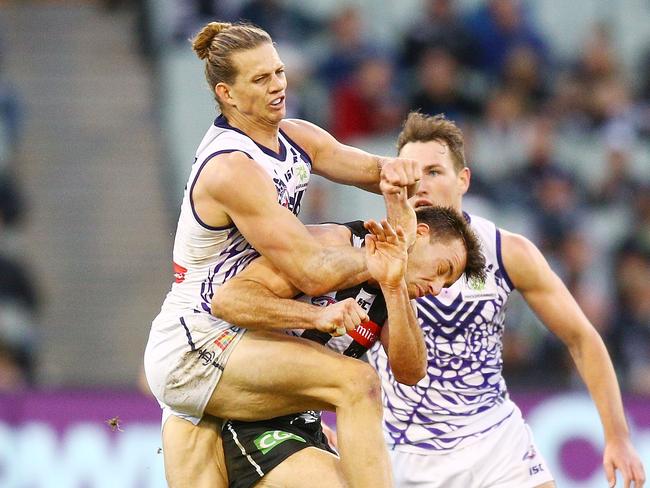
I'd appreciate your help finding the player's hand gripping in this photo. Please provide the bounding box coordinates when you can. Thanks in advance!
[364,219,408,289]
[379,157,422,197]
[314,298,368,337]
[603,436,646,487]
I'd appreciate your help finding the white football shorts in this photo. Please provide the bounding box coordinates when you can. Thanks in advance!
[389,406,554,487]
[144,312,245,426]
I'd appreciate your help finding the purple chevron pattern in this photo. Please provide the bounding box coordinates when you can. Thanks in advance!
[369,217,517,451]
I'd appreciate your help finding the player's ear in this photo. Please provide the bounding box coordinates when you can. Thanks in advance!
[458,167,470,195]
[416,222,430,237]
[215,82,235,107]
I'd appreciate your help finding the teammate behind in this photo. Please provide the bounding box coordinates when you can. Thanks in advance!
[367,112,646,488]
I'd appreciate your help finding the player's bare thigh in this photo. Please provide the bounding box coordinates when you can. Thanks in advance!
[207,329,379,420]
[162,414,228,488]
[255,446,347,488]
[534,482,556,488]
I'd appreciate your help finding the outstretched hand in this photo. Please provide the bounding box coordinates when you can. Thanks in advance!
[604,437,646,487]
[364,219,408,288]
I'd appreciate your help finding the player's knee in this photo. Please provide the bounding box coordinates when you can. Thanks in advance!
[339,360,382,407]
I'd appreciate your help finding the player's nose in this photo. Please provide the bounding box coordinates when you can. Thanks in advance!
[427,279,444,296]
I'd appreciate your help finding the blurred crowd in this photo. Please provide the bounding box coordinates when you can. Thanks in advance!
[1,0,649,396]
[171,0,650,394]
[0,29,40,391]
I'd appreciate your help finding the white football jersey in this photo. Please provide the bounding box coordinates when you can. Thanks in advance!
[156,116,312,319]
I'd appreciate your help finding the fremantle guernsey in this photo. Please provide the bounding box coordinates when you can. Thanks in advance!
[368,213,516,452]
[157,115,312,318]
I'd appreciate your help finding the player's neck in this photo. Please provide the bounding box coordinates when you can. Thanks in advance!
[223,111,280,152]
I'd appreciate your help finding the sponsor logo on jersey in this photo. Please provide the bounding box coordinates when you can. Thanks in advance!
[295,163,309,184]
[460,272,498,301]
[529,464,544,476]
[173,262,187,283]
[355,289,377,311]
[254,430,306,455]
[349,320,381,348]
[469,275,486,290]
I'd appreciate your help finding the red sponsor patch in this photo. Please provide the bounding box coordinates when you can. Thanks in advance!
[173,262,187,283]
[348,320,381,348]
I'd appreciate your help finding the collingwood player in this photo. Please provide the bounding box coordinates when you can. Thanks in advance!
[211,191,486,488]
[367,112,646,488]
[143,21,423,488]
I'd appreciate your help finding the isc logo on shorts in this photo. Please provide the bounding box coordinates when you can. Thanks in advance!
[254,430,306,455]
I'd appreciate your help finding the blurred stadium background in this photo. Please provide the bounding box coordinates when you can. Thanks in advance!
[0,0,649,486]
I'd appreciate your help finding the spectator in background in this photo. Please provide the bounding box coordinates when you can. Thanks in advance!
[330,53,404,142]
[614,236,650,395]
[572,23,619,88]
[591,146,640,207]
[0,248,40,385]
[470,87,530,182]
[238,0,321,45]
[316,6,374,89]
[534,167,583,253]
[401,0,475,71]
[0,340,27,390]
[559,23,642,139]
[408,48,482,123]
[0,46,23,167]
[467,0,548,78]
[500,115,564,208]
[172,0,240,43]
[500,44,548,111]
[0,169,25,229]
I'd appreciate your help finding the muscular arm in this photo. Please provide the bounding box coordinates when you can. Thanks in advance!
[281,119,420,194]
[196,152,369,296]
[501,230,645,486]
[211,224,368,333]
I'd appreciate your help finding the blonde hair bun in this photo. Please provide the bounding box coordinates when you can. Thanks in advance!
[192,22,232,60]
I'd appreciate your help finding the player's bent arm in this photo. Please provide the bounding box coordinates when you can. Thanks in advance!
[211,256,319,330]
[379,284,426,385]
[212,224,367,332]
[199,152,369,296]
[281,119,420,194]
[501,230,645,485]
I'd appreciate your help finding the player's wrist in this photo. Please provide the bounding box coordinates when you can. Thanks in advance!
[378,279,407,294]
